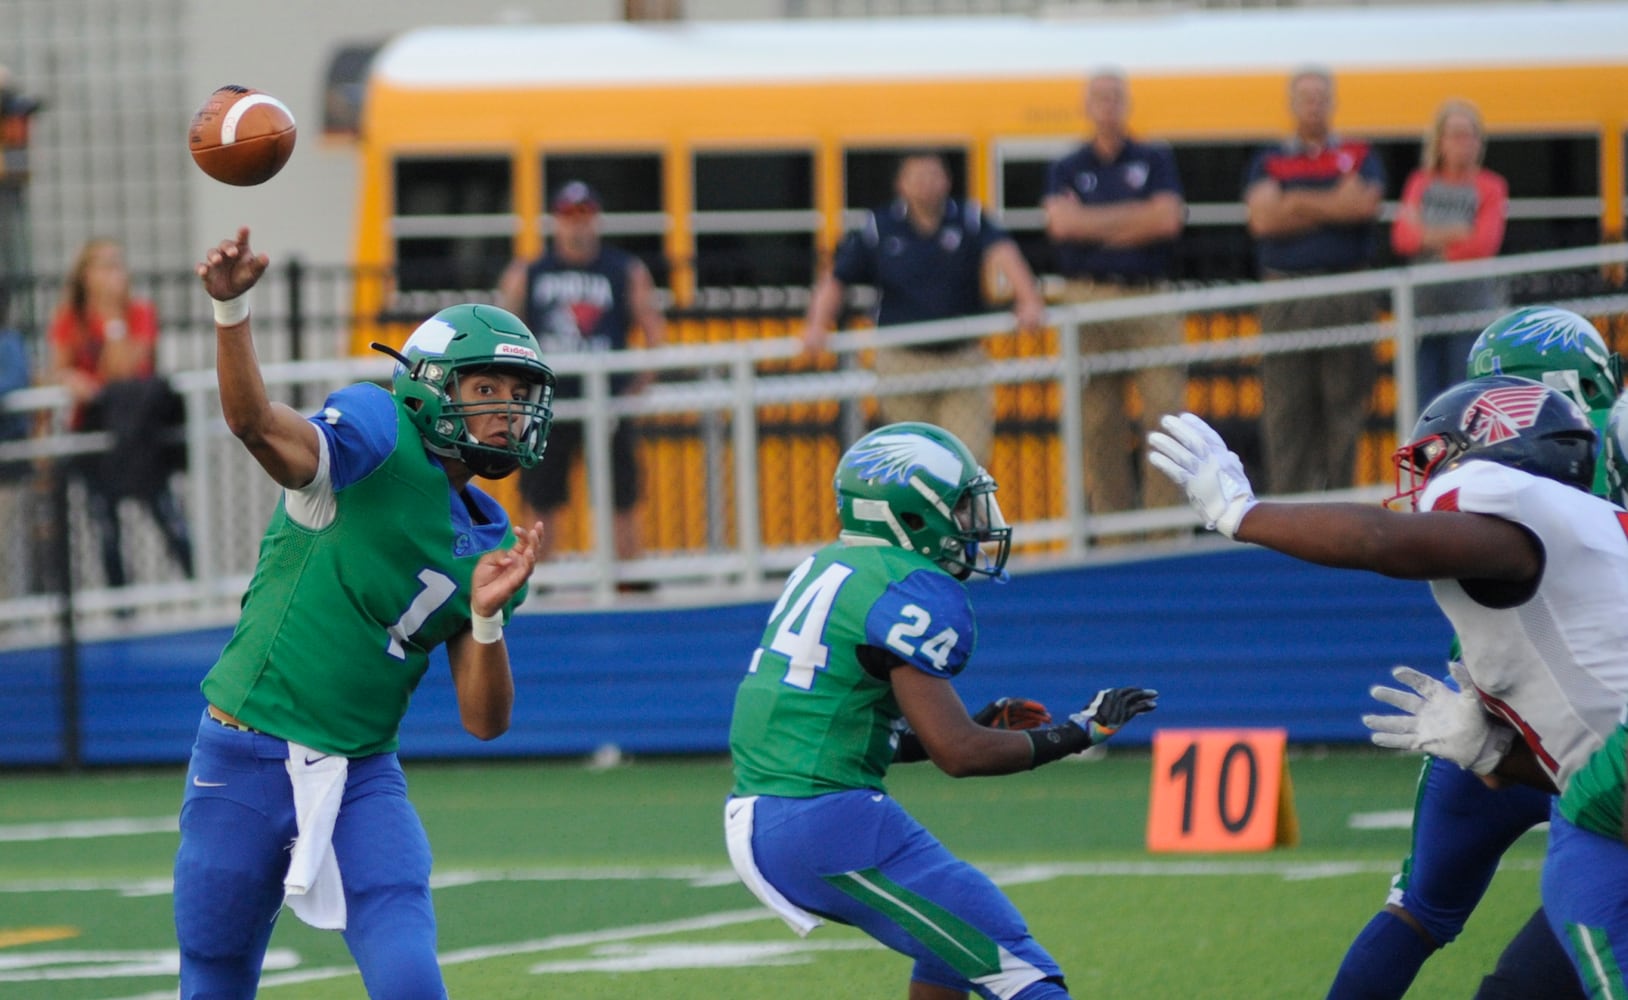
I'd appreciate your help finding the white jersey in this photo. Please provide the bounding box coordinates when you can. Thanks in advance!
[1422,460,1628,792]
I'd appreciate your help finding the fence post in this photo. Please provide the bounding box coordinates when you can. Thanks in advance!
[285,255,305,409]
[732,355,762,591]
[582,363,618,603]
[1391,274,1419,442]
[49,461,80,770]
[1059,316,1087,556]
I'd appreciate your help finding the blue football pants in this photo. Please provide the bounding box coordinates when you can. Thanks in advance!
[173,712,446,999]
[1544,809,1628,1000]
[1390,756,1553,945]
[744,789,1066,1000]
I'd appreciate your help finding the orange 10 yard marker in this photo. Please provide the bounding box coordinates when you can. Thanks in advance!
[1147,728,1300,853]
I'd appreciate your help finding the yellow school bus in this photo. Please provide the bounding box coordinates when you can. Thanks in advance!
[350,5,1628,552]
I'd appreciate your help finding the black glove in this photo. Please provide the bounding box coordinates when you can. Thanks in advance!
[1028,686,1159,768]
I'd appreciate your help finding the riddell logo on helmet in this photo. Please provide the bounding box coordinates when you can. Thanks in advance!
[1462,385,1549,445]
[495,344,538,360]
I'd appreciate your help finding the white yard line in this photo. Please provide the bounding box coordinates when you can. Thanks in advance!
[0,817,177,842]
[69,851,1542,999]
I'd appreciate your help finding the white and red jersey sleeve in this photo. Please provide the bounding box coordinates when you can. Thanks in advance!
[1423,460,1628,791]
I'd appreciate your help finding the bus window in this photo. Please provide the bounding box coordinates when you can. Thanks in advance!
[993,139,1072,278]
[693,150,816,289]
[392,156,512,292]
[541,151,669,285]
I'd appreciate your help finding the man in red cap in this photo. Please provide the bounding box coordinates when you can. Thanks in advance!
[500,181,666,585]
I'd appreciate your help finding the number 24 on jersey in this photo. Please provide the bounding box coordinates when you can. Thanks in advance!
[747,558,960,690]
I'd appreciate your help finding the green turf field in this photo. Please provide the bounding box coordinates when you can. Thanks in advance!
[0,748,1545,999]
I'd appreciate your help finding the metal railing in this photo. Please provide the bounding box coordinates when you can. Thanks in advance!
[3,242,1627,648]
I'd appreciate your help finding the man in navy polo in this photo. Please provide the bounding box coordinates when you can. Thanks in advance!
[1244,66,1386,495]
[802,152,1044,465]
[1044,69,1187,524]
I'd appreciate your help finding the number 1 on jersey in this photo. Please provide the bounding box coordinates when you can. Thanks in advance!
[386,568,458,660]
[765,563,854,689]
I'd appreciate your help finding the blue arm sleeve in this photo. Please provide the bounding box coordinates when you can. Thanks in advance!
[308,383,399,491]
[863,569,977,679]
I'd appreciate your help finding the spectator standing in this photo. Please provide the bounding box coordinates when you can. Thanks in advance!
[1044,69,1188,519]
[47,238,193,589]
[1244,67,1386,494]
[802,152,1045,466]
[1392,98,1509,404]
[499,181,665,577]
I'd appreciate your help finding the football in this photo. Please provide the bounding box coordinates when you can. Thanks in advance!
[187,85,296,186]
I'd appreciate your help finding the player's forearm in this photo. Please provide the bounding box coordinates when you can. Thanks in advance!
[922,726,1038,777]
[216,322,318,487]
[1231,502,1431,578]
[451,638,514,741]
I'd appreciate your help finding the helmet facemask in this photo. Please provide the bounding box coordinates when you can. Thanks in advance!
[432,363,554,478]
[943,471,1012,580]
[1388,432,1465,511]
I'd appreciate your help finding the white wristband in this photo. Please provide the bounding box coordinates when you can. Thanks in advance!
[212,295,250,327]
[470,610,503,645]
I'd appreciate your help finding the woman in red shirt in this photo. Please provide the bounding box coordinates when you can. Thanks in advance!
[48,239,192,592]
[1391,99,1509,404]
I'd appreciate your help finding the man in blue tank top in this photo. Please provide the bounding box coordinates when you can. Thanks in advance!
[500,181,667,579]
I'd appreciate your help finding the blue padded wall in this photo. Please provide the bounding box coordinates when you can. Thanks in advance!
[0,547,1453,766]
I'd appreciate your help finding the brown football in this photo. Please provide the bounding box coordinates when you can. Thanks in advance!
[187,85,296,186]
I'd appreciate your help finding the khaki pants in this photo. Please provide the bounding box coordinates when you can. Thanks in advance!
[1258,290,1379,494]
[873,341,994,466]
[1062,281,1187,515]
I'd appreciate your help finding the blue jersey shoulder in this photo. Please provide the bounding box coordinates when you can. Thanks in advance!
[309,382,400,491]
[863,564,976,679]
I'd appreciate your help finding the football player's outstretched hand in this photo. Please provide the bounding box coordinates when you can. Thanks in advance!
[1363,662,1513,775]
[972,697,1052,731]
[196,226,269,304]
[1146,413,1256,538]
[1071,687,1159,745]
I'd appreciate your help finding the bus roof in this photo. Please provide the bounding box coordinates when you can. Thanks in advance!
[373,3,1628,90]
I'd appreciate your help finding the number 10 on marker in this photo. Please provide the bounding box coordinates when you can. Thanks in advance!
[1146,729,1299,853]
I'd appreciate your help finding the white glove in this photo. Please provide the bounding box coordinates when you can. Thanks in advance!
[1362,662,1514,775]
[1146,413,1257,538]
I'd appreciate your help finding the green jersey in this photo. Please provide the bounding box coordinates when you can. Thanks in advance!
[1561,723,1627,840]
[729,540,976,798]
[201,383,524,757]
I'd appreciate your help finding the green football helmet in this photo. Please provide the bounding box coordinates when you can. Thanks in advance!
[386,304,556,478]
[834,422,1011,580]
[1466,306,1621,416]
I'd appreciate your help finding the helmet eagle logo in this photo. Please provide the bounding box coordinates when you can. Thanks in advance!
[1502,307,1609,358]
[847,433,963,487]
[1463,385,1550,445]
